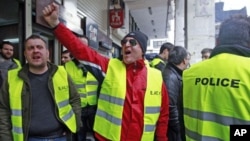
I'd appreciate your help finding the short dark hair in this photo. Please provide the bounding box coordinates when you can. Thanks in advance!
[201,48,213,54]
[0,41,14,49]
[218,15,250,47]
[24,34,48,49]
[62,50,73,58]
[168,46,188,65]
[159,42,174,54]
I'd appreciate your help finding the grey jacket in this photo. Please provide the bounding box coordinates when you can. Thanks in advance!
[0,62,81,141]
[0,54,21,87]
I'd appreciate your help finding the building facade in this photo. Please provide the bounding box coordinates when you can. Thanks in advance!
[0,0,141,65]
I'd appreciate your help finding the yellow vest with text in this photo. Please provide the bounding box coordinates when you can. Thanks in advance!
[94,59,162,141]
[8,66,77,141]
[65,61,98,107]
[183,53,250,141]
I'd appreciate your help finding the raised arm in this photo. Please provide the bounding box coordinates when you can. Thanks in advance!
[42,2,60,28]
[42,3,109,82]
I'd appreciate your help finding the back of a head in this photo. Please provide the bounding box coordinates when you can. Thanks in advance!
[168,46,188,65]
[159,42,174,54]
[218,15,250,47]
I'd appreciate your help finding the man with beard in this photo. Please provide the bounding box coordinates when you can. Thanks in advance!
[0,41,21,87]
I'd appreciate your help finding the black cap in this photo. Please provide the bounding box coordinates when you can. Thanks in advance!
[123,31,148,53]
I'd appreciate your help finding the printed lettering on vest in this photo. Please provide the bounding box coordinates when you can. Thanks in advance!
[195,77,240,88]
[58,85,69,91]
[150,90,161,95]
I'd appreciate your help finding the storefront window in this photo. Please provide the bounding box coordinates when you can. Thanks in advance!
[0,0,22,63]
[0,0,19,26]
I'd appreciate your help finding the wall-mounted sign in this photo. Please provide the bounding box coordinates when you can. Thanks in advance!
[85,17,99,49]
[109,9,124,28]
[98,30,112,50]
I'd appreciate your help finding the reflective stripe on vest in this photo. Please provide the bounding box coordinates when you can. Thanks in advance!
[53,66,77,132]
[65,61,98,107]
[183,54,250,141]
[8,69,23,141]
[150,58,165,68]
[94,59,162,141]
[8,67,77,141]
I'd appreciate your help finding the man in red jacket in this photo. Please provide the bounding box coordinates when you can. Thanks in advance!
[43,3,169,141]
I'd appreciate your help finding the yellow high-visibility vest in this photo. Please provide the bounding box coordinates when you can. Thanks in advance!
[150,58,165,68]
[8,66,77,141]
[183,53,250,141]
[94,59,162,141]
[65,61,98,107]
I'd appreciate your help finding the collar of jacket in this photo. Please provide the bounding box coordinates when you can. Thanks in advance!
[168,63,183,76]
[210,45,250,58]
[125,59,145,70]
[154,54,165,61]
[18,62,58,80]
[72,58,87,71]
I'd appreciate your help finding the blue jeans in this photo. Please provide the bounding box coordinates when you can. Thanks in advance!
[28,136,67,141]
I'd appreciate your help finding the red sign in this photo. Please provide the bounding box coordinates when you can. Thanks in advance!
[109,9,124,28]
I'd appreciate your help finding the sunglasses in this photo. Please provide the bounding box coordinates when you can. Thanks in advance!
[121,39,137,46]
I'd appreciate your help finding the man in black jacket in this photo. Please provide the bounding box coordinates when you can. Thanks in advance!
[162,46,190,141]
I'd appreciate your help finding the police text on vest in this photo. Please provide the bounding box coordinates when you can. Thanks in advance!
[195,77,240,88]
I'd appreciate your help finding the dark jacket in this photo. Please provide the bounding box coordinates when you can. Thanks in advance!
[0,62,81,141]
[162,63,185,141]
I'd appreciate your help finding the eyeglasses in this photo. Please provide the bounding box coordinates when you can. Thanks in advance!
[121,39,137,46]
